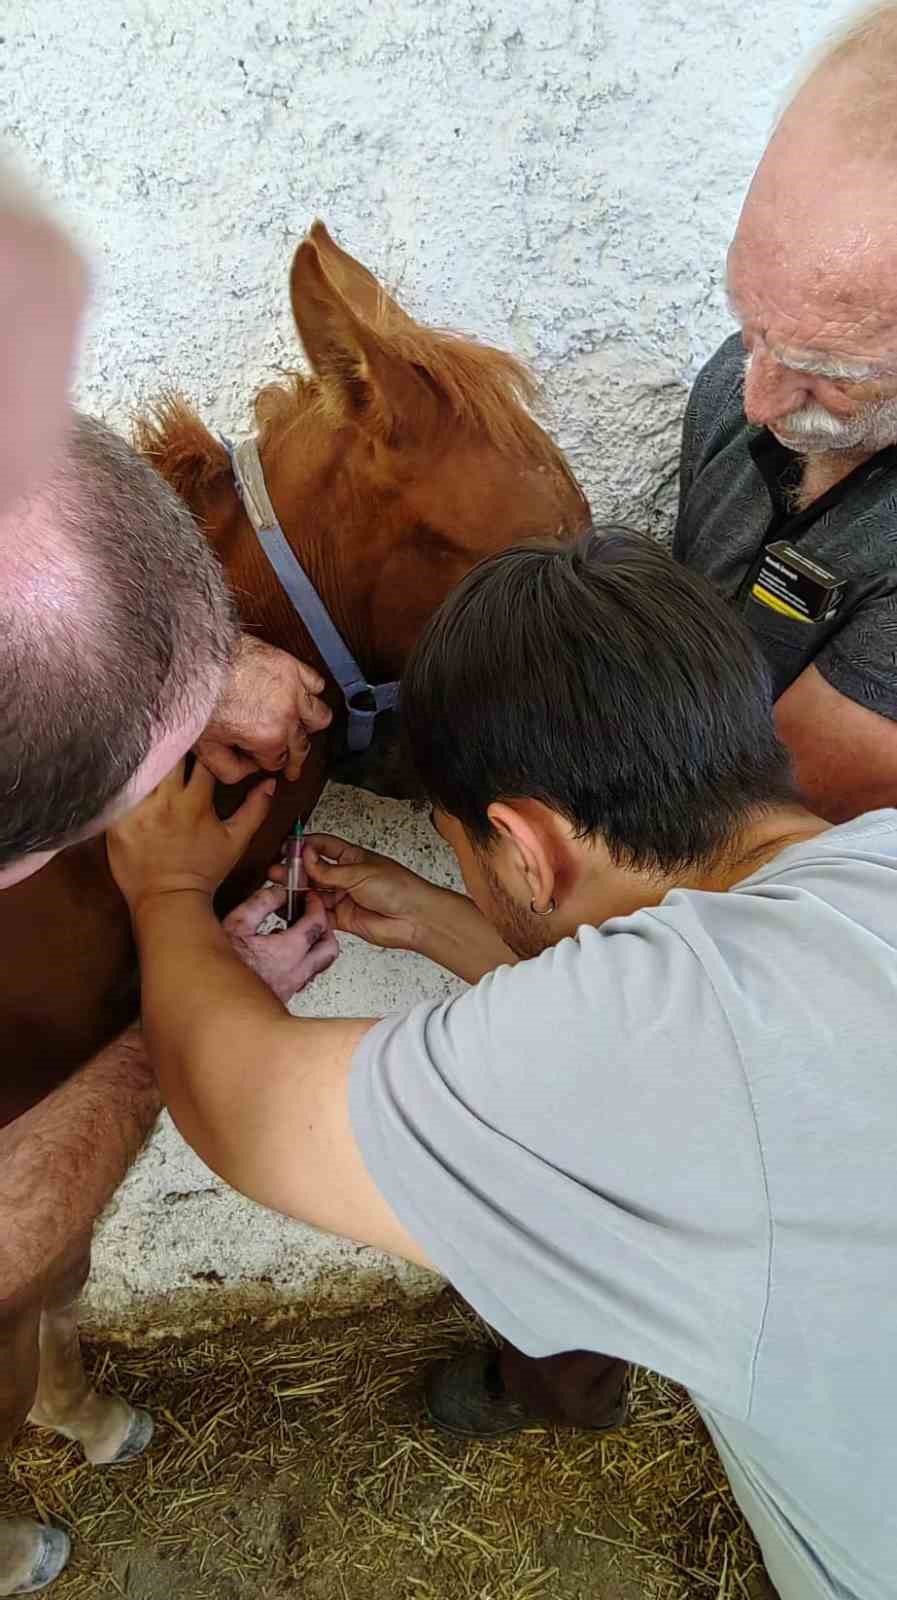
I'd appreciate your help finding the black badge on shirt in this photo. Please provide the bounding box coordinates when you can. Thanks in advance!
[751,541,847,625]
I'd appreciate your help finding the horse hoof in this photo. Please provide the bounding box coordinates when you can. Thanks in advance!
[1,1523,71,1595]
[104,1406,154,1466]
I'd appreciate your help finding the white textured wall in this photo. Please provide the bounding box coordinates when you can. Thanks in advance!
[7,0,850,1324]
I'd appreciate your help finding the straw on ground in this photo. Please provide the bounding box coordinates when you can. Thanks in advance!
[5,1291,773,1600]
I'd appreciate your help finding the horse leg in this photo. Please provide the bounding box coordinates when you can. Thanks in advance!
[0,1293,71,1595]
[27,1237,153,1468]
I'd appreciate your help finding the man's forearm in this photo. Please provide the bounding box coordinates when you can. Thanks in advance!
[0,1027,160,1301]
[414,887,518,983]
[132,890,370,1204]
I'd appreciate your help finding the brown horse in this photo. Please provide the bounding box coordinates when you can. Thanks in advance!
[0,222,588,1587]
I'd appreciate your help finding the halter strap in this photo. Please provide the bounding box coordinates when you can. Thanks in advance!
[223,436,399,753]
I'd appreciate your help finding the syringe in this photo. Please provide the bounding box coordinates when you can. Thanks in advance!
[284,820,308,927]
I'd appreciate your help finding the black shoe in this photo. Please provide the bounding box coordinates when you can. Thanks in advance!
[425,1348,629,1440]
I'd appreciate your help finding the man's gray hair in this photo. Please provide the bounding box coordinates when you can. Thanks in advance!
[0,412,238,864]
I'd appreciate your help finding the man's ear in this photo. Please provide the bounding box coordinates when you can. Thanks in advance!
[486,801,556,910]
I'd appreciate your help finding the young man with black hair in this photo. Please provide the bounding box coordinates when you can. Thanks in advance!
[110,531,897,1600]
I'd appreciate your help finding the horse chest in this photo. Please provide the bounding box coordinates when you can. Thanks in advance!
[0,748,331,1131]
[0,838,137,1128]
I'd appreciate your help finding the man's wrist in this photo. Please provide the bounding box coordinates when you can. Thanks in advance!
[402,882,456,957]
[130,882,215,926]
[413,886,486,963]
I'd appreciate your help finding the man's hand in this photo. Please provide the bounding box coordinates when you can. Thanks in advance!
[277,834,440,951]
[108,760,276,913]
[223,886,339,1003]
[196,634,332,784]
[287,833,518,983]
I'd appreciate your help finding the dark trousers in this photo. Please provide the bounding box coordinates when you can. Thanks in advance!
[498,1342,628,1427]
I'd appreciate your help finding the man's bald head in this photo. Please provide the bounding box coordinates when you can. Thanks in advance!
[0,414,238,878]
[785,3,897,137]
[728,4,897,448]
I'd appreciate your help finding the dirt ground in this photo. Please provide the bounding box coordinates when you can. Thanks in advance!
[5,1291,775,1600]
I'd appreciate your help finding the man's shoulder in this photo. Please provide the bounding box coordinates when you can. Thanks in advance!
[692,330,746,396]
[676,336,752,537]
[685,333,746,441]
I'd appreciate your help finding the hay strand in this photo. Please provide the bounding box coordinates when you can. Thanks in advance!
[4,1291,772,1600]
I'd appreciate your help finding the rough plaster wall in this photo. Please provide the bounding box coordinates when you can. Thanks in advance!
[7,0,850,1321]
[10,0,848,528]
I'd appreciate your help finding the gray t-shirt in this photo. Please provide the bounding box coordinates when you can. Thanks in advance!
[673,333,897,718]
[350,813,897,1600]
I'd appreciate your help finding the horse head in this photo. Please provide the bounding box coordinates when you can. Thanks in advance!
[136,221,590,699]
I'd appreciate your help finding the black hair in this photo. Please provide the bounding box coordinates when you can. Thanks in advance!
[400,528,795,873]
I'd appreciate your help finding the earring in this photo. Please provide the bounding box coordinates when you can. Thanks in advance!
[530,898,556,916]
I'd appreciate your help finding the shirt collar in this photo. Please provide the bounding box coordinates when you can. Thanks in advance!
[748,427,897,528]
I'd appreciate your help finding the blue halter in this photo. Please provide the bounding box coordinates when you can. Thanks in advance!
[224,436,399,754]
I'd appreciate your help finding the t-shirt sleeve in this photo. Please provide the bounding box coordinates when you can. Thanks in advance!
[816,585,897,723]
[349,910,770,1418]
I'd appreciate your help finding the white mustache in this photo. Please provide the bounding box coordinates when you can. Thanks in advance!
[776,405,856,441]
[773,397,897,454]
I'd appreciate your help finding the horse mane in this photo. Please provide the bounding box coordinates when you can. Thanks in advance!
[256,316,564,471]
[135,311,571,497]
[132,394,230,506]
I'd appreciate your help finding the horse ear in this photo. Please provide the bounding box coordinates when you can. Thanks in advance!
[290,237,439,443]
[307,220,412,332]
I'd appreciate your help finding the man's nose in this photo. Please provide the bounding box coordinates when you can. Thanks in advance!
[743,349,810,428]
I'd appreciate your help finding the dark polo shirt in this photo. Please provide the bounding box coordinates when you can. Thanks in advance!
[673,334,897,720]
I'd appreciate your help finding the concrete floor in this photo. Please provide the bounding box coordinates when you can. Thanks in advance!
[83,784,464,1331]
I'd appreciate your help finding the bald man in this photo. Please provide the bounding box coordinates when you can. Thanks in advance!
[677,4,897,823]
[432,8,897,1595]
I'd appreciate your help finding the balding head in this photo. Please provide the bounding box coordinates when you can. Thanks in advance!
[727,3,897,450]
[0,414,238,884]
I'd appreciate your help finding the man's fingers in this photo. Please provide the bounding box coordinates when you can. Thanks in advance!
[223,778,277,853]
[303,928,339,981]
[301,837,373,905]
[187,758,217,806]
[304,699,333,733]
[283,906,340,976]
[152,757,189,801]
[303,834,367,868]
[302,888,331,931]
[196,742,258,785]
[223,883,287,936]
[303,849,365,893]
[294,662,333,731]
[295,660,326,697]
[275,890,331,944]
[284,725,312,783]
